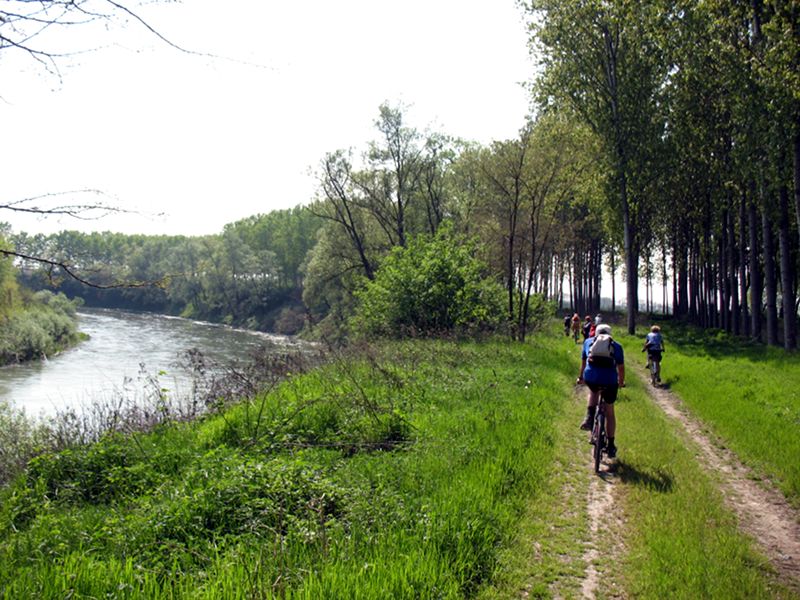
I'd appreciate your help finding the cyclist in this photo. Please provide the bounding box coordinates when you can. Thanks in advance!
[576,323,625,458]
[582,315,592,340]
[642,325,665,382]
[570,313,581,341]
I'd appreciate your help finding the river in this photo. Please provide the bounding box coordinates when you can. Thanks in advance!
[0,308,303,418]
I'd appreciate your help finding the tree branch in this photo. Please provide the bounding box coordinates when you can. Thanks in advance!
[3,249,162,289]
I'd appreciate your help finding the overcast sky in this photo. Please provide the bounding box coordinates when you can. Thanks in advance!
[1,0,534,237]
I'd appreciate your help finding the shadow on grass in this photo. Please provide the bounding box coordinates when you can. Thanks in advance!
[650,379,674,390]
[616,461,674,493]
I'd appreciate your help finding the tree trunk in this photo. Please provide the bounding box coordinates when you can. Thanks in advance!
[687,240,700,323]
[623,186,637,333]
[739,192,749,335]
[794,127,800,252]
[779,184,797,349]
[678,232,689,317]
[719,211,730,332]
[763,206,779,346]
[610,247,616,313]
[749,198,762,341]
[728,205,739,334]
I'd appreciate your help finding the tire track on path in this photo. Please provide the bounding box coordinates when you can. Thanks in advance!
[573,388,627,600]
[580,463,618,599]
[638,372,800,593]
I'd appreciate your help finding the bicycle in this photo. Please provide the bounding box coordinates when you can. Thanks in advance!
[649,357,659,386]
[590,390,609,473]
[585,384,624,473]
[645,348,663,386]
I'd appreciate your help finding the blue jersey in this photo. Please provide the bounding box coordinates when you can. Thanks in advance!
[582,336,624,386]
[645,332,663,351]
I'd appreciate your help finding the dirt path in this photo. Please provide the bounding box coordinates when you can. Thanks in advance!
[638,372,800,593]
[580,459,624,599]
[571,390,627,600]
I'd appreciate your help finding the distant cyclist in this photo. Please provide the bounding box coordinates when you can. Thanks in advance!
[570,313,581,341]
[582,315,592,340]
[642,325,665,382]
[563,314,571,336]
[577,323,625,458]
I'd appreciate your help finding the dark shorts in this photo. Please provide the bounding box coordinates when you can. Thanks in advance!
[587,383,619,404]
[647,350,663,362]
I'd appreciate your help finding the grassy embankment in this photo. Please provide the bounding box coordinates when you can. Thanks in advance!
[1,325,795,598]
[0,337,572,598]
[0,290,84,365]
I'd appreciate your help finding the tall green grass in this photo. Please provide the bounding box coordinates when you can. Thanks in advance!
[617,323,800,504]
[0,337,573,598]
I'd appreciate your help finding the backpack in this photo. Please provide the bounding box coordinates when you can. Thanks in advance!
[588,334,616,368]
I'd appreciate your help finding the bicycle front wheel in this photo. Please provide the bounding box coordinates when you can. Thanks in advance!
[593,412,605,473]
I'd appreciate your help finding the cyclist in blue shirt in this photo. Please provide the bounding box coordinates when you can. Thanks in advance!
[576,324,625,457]
[642,325,665,382]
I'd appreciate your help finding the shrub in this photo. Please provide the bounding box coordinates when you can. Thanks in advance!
[352,227,505,337]
[0,291,81,364]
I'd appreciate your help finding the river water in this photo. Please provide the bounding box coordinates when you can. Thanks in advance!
[0,308,302,418]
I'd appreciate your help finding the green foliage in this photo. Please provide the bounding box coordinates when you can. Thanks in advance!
[0,290,81,364]
[0,401,46,492]
[0,237,19,317]
[14,207,322,334]
[352,228,505,337]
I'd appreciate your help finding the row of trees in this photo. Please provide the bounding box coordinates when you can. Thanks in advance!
[527,0,800,349]
[10,208,320,334]
[10,103,601,342]
[303,103,606,341]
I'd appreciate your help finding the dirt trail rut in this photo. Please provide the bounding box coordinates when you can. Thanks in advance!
[580,462,619,599]
[641,373,800,593]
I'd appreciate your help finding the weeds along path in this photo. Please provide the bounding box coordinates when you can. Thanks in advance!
[638,371,800,593]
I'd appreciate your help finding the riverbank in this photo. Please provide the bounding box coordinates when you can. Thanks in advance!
[0,336,572,597]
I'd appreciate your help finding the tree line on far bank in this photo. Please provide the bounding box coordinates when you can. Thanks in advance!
[7,208,321,335]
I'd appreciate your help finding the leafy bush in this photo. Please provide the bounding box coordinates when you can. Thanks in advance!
[0,291,81,364]
[352,227,505,337]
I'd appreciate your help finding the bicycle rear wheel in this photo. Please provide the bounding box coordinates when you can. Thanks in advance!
[651,361,658,385]
[593,412,605,473]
